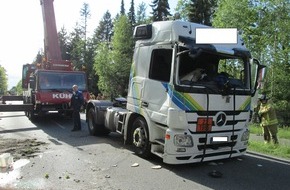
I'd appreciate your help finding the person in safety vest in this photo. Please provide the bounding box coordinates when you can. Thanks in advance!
[258,94,279,144]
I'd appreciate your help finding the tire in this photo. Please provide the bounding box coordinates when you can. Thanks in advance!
[132,117,151,158]
[87,107,110,136]
[28,110,36,121]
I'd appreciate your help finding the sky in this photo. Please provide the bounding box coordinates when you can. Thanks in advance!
[0,0,177,89]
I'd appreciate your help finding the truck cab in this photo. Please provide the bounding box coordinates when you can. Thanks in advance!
[22,64,89,120]
[86,20,264,164]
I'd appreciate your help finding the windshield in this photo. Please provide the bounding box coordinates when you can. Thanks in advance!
[37,71,87,91]
[176,46,250,95]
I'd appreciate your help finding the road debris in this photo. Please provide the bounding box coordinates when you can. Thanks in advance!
[208,170,223,178]
[0,153,13,170]
[208,162,218,166]
[151,165,162,169]
[131,163,139,167]
[74,179,81,183]
[45,173,49,179]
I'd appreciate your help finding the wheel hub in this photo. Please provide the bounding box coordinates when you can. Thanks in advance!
[133,127,145,147]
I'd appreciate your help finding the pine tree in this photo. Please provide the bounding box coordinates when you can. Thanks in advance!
[151,0,172,21]
[58,27,70,60]
[120,0,125,15]
[188,0,217,26]
[93,11,113,43]
[136,2,148,24]
[128,0,136,27]
[80,2,91,45]
[69,25,85,71]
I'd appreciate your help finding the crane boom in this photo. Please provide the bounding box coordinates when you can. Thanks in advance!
[40,0,61,61]
[40,0,71,71]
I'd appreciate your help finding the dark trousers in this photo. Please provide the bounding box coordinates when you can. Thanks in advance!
[73,110,81,129]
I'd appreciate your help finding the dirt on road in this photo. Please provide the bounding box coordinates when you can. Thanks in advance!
[0,137,48,161]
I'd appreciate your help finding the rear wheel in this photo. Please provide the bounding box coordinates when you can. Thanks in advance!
[87,107,110,136]
[132,117,151,158]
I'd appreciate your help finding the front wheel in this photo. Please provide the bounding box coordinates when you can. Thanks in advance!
[27,110,37,121]
[131,117,151,158]
[87,108,110,136]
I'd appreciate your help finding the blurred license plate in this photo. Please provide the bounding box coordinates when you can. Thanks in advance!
[212,137,228,143]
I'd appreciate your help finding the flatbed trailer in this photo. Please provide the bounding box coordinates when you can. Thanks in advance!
[0,96,33,112]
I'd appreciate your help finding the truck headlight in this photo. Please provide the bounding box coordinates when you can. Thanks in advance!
[174,135,193,147]
[241,130,250,141]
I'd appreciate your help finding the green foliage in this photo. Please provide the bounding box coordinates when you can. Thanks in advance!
[249,124,263,136]
[93,42,113,97]
[278,127,290,139]
[85,38,99,95]
[213,0,290,126]
[110,15,134,96]
[90,11,114,95]
[213,0,257,38]
[0,65,8,95]
[69,26,86,70]
[58,27,70,60]
[15,80,23,95]
[93,15,134,98]
[175,0,190,21]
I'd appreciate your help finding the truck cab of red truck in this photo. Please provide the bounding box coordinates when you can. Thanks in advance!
[21,0,89,120]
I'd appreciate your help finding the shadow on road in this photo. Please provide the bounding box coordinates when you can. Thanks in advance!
[29,112,126,149]
[0,127,42,134]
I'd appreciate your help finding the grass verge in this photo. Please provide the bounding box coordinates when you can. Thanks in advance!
[248,140,290,160]
[248,124,290,160]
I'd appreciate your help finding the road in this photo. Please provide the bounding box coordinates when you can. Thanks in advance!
[1,111,290,190]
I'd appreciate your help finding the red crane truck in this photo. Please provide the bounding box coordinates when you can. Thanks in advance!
[20,0,89,120]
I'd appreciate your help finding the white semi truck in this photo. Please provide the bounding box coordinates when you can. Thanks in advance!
[86,20,264,164]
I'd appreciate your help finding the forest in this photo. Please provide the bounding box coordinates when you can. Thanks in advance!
[0,0,289,124]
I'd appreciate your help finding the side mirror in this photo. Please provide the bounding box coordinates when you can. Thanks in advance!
[251,58,266,97]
